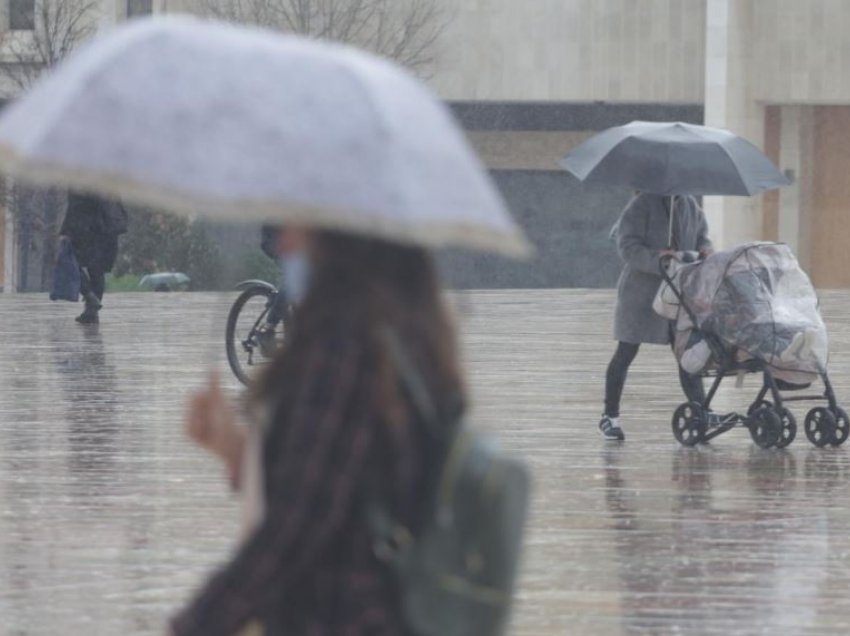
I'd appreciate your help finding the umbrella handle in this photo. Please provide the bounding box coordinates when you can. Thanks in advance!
[667,195,676,249]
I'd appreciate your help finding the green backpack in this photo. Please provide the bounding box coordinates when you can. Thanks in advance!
[368,331,531,636]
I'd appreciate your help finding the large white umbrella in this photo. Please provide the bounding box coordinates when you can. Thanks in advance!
[0,17,530,257]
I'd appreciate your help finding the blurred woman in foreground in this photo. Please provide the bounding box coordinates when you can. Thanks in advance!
[169,227,463,636]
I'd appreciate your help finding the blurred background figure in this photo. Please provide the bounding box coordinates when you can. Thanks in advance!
[60,192,128,324]
[256,224,289,357]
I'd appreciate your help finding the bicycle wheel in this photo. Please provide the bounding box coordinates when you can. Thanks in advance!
[226,285,279,386]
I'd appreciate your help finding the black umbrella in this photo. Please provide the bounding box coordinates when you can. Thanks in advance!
[560,121,790,196]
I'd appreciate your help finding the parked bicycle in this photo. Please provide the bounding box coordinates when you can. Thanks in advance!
[225,279,291,385]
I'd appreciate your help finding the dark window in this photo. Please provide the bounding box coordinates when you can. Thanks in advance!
[9,0,35,31]
[127,0,153,18]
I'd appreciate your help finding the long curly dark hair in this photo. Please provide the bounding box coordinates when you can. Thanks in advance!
[252,231,465,427]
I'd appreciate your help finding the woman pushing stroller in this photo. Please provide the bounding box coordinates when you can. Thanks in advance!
[599,192,715,441]
[558,121,794,441]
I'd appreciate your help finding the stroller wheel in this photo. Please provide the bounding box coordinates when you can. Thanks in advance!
[804,407,837,448]
[829,407,849,447]
[774,407,797,449]
[749,407,782,449]
[672,402,707,447]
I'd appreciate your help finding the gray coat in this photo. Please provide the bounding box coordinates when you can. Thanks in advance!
[614,194,712,345]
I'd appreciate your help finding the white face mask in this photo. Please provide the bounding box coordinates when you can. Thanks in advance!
[281,252,311,304]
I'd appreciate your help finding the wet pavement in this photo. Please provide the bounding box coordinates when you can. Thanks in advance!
[2,290,850,635]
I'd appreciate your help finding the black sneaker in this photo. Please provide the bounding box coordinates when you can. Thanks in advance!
[599,415,625,441]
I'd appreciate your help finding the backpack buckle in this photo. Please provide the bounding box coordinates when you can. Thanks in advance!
[373,524,413,562]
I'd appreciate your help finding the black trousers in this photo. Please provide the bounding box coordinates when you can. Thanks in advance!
[80,267,105,305]
[604,340,706,418]
[70,233,116,310]
[265,289,288,326]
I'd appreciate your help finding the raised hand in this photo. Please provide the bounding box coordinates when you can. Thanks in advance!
[185,372,245,481]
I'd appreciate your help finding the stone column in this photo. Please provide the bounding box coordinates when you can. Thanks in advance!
[703,0,764,249]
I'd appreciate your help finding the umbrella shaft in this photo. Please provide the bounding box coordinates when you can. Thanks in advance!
[667,195,676,249]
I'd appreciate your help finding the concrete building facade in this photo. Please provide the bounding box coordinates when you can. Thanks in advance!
[2,0,850,289]
[429,0,850,288]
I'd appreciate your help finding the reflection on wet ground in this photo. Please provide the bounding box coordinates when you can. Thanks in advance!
[1,290,850,634]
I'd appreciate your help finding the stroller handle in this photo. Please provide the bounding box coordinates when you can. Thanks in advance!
[659,253,701,329]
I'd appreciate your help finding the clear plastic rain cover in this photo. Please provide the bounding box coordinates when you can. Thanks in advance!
[669,242,828,383]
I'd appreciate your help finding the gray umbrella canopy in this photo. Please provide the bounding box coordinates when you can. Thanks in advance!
[560,121,790,196]
[0,18,530,257]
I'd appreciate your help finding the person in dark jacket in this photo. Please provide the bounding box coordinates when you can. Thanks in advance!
[169,228,463,636]
[60,191,127,324]
[599,193,714,441]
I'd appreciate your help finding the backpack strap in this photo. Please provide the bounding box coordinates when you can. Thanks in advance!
[378,326,449,443]
[365,327,450,566]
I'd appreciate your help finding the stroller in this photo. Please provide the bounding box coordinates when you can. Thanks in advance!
[654,242,847,449]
